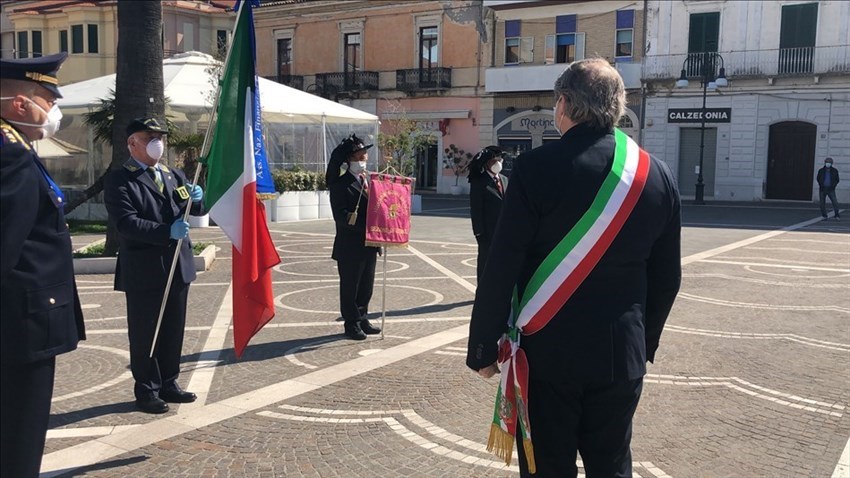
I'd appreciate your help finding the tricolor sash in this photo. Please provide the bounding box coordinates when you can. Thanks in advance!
[487,129,651,473]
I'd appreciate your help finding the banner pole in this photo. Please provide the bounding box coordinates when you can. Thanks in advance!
[380,246,387,340]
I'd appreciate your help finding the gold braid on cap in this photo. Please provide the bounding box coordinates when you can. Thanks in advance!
[25,72,58,85]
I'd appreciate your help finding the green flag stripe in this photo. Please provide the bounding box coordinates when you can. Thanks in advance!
[518,130,628,312]
[202,7,253,210]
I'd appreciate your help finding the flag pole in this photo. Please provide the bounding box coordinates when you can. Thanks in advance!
[380,246,386,340]
[149,2,246,358]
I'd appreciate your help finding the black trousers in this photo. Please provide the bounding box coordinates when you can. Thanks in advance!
[336,251,378,323]
[1,357,55,478]
[819,188,840,218]
[516,377,643,478]
[476,237,491,281]
[125,282,189,399]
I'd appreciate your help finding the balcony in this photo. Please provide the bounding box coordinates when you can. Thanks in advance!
[262,75,304,90]
[314,71,379,98]
[396,67,452,92]
[643,45,850,81]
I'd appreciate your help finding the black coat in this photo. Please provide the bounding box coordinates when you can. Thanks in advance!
[469,173,508,242]
[467,124,681,383]
[0,120,85,364]
[329,171,379,261]
[103,159,204,291]
[816,166,839,191]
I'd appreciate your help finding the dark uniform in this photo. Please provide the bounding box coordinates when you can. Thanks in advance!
[327,135,381,340]
[467,123,681,477]
[468,147,509,280]
[1,52,86,478]
[103,118,203,412]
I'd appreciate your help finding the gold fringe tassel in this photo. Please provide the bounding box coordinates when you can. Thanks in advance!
[486,424,515,467]
[523,438,536,474]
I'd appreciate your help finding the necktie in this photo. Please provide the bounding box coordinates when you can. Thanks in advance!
[147,167,164,193]
[360,174,368,194]
[494,175,503,195]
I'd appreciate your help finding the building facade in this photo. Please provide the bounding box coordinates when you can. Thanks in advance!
[483,0,645,174]
[643,0,850,203]
[1,0,234,84]
[254,0,488,194]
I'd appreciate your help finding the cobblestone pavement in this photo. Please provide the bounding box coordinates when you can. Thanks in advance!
[40,199,850,477]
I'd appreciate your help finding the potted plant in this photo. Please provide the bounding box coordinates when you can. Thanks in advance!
[442,144,472,195]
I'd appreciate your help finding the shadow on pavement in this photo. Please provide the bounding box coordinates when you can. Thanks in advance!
[49,455,148,477]
[49,401,136,428]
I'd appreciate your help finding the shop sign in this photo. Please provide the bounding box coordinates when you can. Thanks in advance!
[510,114,557,133]
[668,108,731,123]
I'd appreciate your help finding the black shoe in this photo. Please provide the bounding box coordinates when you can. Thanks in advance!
[136,395,169,414]
[160,384,197,403]
[344,321,367,340]
[360,319,381,335]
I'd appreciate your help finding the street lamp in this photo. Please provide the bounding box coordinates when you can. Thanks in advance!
[676,52,727,204]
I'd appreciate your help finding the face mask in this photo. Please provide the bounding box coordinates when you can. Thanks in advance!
[825,163,832,168]
[348,161,366,175]
[146,138,165,161]
[0,96,63,139]
[553,104,562,136]
[490,161,503,175]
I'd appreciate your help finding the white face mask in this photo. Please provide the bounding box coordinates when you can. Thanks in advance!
[0,96,63,139]
[825,163,832,168]
[490,161,503,175]
[146,138,165,161]
[553,104,562,136]
[348,161,366,175]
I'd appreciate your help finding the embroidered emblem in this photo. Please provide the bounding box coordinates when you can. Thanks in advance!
[175,185,190,200]
[123,159,140,172]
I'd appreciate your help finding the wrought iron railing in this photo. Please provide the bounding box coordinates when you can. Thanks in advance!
[315,71,379,97]
[262,74,304,90]
[643,45,850,80]
[395,67,452,91]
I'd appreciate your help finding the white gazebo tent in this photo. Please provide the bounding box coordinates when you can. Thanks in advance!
[57,51,378,177]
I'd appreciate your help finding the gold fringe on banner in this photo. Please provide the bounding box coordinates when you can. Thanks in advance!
[365,241,409,248]
[256,192,279,201]
[486,424,515,467]
[523,437,536,474]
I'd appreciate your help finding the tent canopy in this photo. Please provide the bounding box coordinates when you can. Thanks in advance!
[57,51,378,125]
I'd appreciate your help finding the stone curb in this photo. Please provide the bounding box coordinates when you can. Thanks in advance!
[72,244,216,275]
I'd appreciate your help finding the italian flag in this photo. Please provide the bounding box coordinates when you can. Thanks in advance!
[202,1,281,358]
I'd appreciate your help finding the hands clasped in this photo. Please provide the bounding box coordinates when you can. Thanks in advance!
[170,219,190,240]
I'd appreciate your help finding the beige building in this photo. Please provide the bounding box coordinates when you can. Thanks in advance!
[254,0,490,193]
[1,0,235,85]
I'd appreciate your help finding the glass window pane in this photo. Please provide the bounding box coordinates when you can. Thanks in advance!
[17,31,28,58]
[31,31,42,57]
[616,30,632,44]
[71,24,83,53]
[60,30,68,53]
[87,24,98,53]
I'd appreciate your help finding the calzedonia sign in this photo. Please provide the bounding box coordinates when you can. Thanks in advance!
[668,108,732,123]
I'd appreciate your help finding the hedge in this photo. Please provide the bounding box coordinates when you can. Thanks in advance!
[271,170,327,192]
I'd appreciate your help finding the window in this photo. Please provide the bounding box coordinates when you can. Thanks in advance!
[216,29,228,56]
[277,38,292,79]
[545,15,584,64]
[182,23,194,52]
[505,37,520,64]
[419,26,438,70]
[686,12,720,76]
[87,24,98,53]
[16,31,28,58]
[503,20,532,64]
[71,24,83,54]
[59,30,68,53]
[344,32,360,86]
[779,3,817,74]
[31,31,42,57]
[615,10,634,58]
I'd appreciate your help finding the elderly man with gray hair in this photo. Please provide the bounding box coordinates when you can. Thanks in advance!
[467,58,682,477]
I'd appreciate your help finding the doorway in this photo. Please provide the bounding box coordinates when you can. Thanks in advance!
[415,144,438,190]
[766,121,816,200]
[677,128,717,198]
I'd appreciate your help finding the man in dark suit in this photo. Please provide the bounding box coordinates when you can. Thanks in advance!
[1,52,86,478]
[104,117,204,414]
[816,157,840,220]
[327,134,382,340]
[469,146,508,280]
[467,59,681,477]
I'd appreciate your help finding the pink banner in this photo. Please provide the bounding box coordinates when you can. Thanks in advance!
[365,173,414,247]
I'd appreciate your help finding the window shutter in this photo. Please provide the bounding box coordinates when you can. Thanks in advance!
[544,34,555,64]
[520,37,533,63]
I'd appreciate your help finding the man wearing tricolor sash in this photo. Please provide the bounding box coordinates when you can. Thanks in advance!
[467,59,681,477]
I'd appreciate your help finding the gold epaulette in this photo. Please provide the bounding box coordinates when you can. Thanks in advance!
[0,119,31,150]
[123,159,140,172]
[159,164,170,173]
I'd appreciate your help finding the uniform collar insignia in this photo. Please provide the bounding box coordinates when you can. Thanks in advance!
[123,159,140,172]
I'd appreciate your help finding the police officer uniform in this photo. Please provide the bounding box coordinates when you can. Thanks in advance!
[1,52,86,478]
[327,135,382,340]
[103,118,203,413]
[468,146,508,280]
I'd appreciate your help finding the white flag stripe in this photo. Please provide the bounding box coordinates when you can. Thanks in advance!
[517,135,641,328]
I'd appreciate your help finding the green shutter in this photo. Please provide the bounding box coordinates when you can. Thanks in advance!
[780,3,818,49]
[688,12,720,53]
